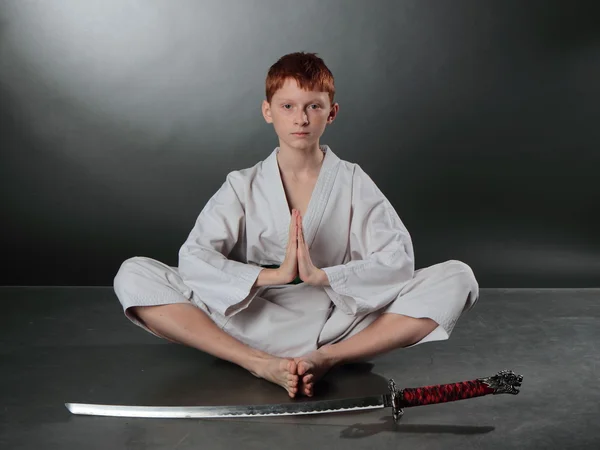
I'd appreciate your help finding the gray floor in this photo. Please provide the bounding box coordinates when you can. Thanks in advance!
[0,287,598,449]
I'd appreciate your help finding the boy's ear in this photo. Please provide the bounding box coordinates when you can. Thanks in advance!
[262,100,273,123]
[328,103,339,123]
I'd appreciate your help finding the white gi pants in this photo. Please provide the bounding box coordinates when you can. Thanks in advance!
[113,258,479,358]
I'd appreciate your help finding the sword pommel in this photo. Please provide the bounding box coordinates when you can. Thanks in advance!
[478,369,523,395]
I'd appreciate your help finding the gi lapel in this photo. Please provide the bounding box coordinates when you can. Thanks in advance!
[269,145,340,251]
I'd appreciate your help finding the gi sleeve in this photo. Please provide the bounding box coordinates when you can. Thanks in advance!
[178,172,264,318]
[322,165,415,316]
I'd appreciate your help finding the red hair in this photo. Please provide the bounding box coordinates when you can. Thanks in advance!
[265,52,335,106]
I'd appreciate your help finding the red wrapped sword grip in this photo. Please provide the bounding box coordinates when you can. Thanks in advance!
[400,379,495,407]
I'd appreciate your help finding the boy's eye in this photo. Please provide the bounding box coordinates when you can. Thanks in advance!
[283,104,319,109]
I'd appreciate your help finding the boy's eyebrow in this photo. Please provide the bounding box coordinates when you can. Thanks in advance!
[279,98,324,103]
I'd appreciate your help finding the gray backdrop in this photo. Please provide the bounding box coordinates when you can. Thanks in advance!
[1,0,599,288]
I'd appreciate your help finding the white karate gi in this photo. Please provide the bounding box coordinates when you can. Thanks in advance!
[114,145,479,357]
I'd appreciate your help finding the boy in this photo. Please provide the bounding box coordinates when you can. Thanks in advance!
[114,52,479,398]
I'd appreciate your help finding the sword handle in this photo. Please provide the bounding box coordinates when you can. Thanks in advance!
[388,369,523,423]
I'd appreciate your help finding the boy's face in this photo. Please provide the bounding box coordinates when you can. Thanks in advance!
[262,78,339,150]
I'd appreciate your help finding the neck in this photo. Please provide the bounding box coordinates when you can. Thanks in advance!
[276,143,324,177]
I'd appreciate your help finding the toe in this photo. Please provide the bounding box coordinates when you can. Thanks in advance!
[288,359,297,375]
[303,374,314,383]
[298,361,309,376]
[304,379,313,393]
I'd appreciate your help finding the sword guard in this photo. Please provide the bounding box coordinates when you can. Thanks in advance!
[387,378,404,423]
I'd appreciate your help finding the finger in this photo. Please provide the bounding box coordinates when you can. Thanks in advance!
[294,217,298,241]
[290,213,298,238]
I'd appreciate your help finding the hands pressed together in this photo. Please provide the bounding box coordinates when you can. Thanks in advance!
[278,209,326,286]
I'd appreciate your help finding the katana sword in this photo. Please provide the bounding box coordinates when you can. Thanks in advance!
[65,369,522,423]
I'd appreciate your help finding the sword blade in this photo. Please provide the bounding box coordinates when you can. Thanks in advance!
[65,395,387,419]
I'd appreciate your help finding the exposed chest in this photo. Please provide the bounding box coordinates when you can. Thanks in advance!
[280,174,318,217]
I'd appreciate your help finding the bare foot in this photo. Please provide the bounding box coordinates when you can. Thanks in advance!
[294,349,335,397]
[250,357,299,398]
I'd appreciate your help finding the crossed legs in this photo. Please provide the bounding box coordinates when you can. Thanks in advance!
[131,303,437,397]
[117,257,476,398]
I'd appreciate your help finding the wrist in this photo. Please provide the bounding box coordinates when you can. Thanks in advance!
[309,269,329,286]
[319,269,330,286]
[255,268,287,287]
[275,268,295,284]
